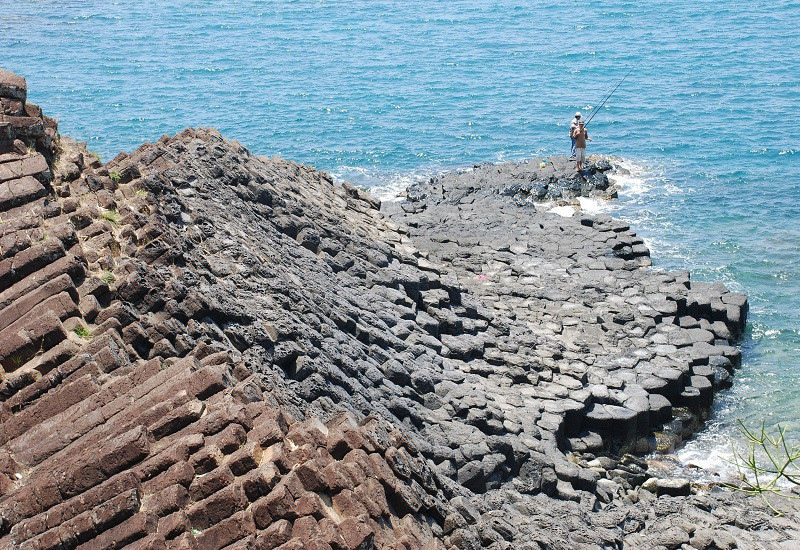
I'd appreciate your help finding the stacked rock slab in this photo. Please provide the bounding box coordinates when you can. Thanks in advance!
[1,69,799,549]
[0,71,444,550]
[386,160,749,452]
[0,69,58,163]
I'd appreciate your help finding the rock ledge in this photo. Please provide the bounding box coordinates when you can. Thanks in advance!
[1,69,798,549]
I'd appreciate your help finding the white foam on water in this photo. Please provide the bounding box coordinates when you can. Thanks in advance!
[549,205,576,217]
[677,432,800,490]
[612,174,651,196]
[577,196,612,214]
[328,165,440,202]
[640,236,658,255]
[608,158,653,197]
[372,174,422,202]
[675,436,739,482]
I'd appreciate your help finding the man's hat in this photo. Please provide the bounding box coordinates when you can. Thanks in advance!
[578,120,585,125]
[575,111,582,117]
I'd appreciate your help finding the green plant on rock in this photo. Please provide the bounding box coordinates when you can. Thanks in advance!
[100,271,116,284]
[9,354,25,367]
[724,420,800,516]
[73,325,92,340]
[133,187,148,199]
[100,208,121,227]
[109,170,122,184]
[87,149,102,163]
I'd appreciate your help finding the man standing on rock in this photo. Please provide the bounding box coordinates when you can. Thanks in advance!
[572,120,591,171]
[569,111,581,158]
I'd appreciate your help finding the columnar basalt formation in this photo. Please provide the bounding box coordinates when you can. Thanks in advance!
[386,158,749,456]
[0,69,58,164]
[0,71,444,550]
[1,70,798,549]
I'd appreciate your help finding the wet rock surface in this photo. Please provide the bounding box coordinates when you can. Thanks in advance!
[0,69,799,548]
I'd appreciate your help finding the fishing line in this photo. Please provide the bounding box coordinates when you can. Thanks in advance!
[584,58,642,127]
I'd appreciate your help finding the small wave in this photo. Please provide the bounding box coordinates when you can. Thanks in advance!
[610,173,651,196]
[329,165,442,202]
[576,196,614,214]
[676,421,800,491]
[674,435,740,483]
[606,157,658,197]
[639,236,658,255]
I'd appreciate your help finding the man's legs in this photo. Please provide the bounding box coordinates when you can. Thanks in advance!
[570,137,576,158]
[575,148,585,171]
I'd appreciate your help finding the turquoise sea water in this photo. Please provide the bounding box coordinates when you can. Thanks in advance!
[4,1,800,470]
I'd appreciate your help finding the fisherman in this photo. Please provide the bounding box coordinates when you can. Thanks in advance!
[572,120,591,171]
[569,111,582,159]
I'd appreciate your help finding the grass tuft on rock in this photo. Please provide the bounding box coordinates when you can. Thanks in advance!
[100,208,121,227]
[73,325,92,340]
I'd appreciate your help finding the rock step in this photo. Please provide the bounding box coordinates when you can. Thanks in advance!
[0,352,445,549]
[0,70,56,163]
[0,154,49,185]
[384,155,752,461]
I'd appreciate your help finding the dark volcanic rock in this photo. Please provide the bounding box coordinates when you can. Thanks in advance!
[0,71,447,550]
[427,155,618,208]
[0,70,797,549]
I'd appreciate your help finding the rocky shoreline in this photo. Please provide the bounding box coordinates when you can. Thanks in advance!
[385,156,748,456]
[1,69,799,549]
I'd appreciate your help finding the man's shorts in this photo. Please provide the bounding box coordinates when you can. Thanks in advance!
[575,147,586,162]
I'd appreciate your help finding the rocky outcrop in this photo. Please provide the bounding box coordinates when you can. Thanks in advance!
[0,70,798,549]
[384,158,749,459]
[404,156,619,210]
[0,72,443,550]
[0,69,58,164]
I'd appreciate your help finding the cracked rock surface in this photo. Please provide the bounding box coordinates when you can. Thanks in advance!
[1,69,799,549]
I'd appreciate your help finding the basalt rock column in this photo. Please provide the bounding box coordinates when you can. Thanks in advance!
[0,70,444,550]
[0,69,795,549]
[0,69,58,163]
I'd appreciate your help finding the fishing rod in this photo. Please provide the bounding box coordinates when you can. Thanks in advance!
[584,58,642,127]
[584,74,624,125]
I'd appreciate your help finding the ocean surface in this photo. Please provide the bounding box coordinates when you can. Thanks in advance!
[3,0,799,475]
